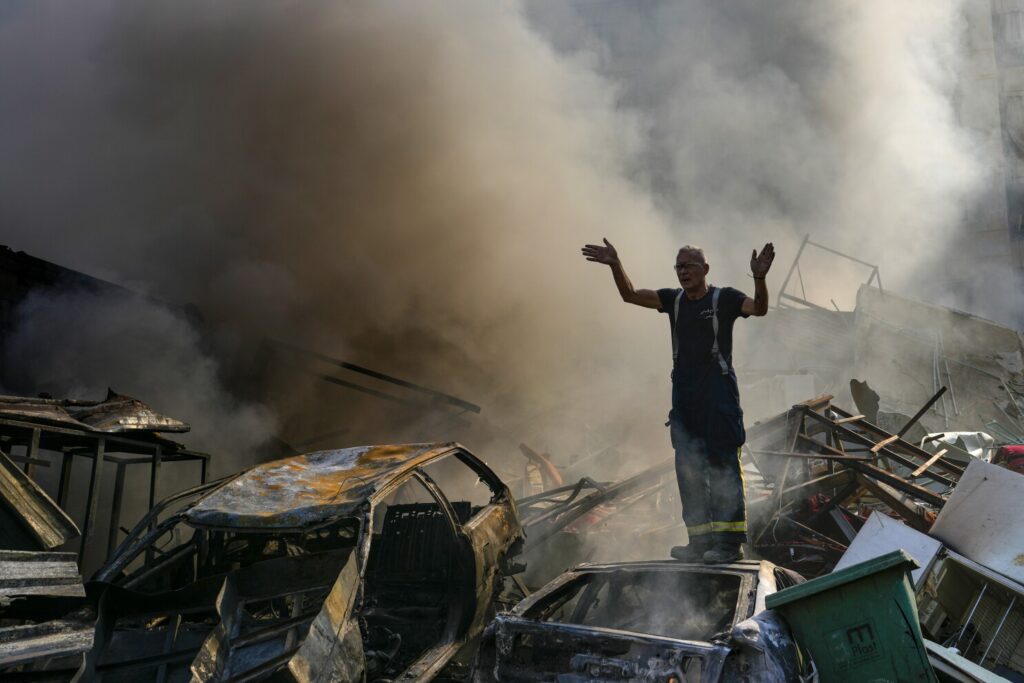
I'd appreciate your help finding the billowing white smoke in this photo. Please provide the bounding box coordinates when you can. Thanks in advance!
[527,0,989,310]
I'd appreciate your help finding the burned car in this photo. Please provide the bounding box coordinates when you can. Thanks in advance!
[77,442,522,682]
[473,560,807,682]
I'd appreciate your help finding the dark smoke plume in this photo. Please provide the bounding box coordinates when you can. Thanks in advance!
[1,1,680,474]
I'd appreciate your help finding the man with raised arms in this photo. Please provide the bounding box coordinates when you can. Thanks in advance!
[581,239,775,563]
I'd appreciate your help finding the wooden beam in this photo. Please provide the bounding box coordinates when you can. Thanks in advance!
[780,469,856,501]
[855,475,933,533]
[870,435,900,453]
[800,435,947,507]
[801,408,959,488]
[827,405,964,476]
[910,449,948,478]
[752,449,873,462]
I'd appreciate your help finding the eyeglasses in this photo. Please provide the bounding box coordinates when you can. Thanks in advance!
[674,262,704,272]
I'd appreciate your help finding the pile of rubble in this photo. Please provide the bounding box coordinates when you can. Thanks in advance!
[739,388,1024,679]
[0,385,1022,681]
[744,390,961,578]
[1,253,1023,680]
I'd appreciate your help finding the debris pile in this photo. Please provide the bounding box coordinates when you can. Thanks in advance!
[1,440,525,680]
[830,459,1024,679]
[738,384,1024,678]
[743,391,965,577]
[1,245,1023,680]
[0,390,208,677]
[0,390,209,569]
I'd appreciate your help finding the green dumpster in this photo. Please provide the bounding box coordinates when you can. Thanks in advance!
[765,549,937,683]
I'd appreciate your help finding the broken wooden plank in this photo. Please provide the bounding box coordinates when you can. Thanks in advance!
[827,405,965,476]
[801,408,958,488]
[855,475,933,533]
[910,449,949,478]
[792,395,834,411]
[752,449,874,463]
[802,438,947,507]
[870,435,900,453]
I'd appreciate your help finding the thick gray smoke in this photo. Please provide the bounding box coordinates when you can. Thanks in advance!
[0,0,997,485]
[3,288,273,458]
[0,0,679,475]
[527,0,989,310]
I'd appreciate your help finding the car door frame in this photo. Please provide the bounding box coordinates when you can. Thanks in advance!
[362,467,475,681]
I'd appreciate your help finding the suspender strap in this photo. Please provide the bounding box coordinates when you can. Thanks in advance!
[672,286,730,374]
[710,286,729,375]
[672,290,683,363]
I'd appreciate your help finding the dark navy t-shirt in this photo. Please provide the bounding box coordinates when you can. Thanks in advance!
[657,286,749,369]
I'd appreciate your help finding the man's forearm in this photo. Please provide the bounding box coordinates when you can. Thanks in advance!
[752,276,769,315]
[609,260,638,302]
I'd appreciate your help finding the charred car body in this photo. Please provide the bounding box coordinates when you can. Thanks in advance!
[73,442,522,682]
[473,560,806,683]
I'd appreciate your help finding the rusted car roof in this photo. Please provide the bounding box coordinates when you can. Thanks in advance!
[185,443,459,530]
[0,390,189,433]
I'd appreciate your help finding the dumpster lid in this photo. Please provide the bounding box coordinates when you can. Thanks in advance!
[766,550,919,609]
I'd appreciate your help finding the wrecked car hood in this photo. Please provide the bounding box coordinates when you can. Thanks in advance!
[186,442,459,530]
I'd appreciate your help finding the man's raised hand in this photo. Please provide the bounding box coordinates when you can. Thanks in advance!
[582,238,619,265]
[750,242,775,278]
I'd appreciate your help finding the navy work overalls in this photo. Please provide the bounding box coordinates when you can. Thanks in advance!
[667,287,747,546]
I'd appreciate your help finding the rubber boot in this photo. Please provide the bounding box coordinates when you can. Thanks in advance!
[703,542,744,564]
[670,538,710,562]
